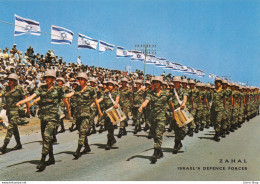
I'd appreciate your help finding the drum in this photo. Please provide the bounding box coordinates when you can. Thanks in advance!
[0,109,9,129]
[174,107,194,127]
[105,106,126,125]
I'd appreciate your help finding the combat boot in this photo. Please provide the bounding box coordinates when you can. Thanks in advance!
[73,145,82,159]
[105,139,112,150]
[214,132,220,142]
[172,140,181,154]
[156,148,164,159]
[221,130,226,138]
[205,122,210,129]
[117,128,124,138]
[137,125,142,132]
[111,137,117,146]
[194,126,199,133]
[81,144,91,154]
[98,125,104,133]
[13,134,22,150]
[133,125,138,134]
[230,125,235,132]
[187,128,194,137]
[150,149,158,164]
[143,124,149,132]
[58,121,65,133]
[238,122,241,128]
[0,142,8,154]
[36,154,47,171]
[122,127,127,136]
[46,146,55,166]
[200,124,204,131]
[125,121,128,127]
[226,128,230,135]
[91,125,96,134]
[69,124,75,132]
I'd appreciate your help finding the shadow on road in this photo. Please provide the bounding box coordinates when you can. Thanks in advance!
[23,140,42,145]
[204,134,215,136]
[126,155,151,161]
[55,151,74,155]
[198,136,214,140]
[7,160,40,167]
[91,143,119,150]
[166,135,175,138]
[134,134,148,138]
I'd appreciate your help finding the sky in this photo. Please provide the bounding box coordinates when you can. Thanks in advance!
[0,0,259,86]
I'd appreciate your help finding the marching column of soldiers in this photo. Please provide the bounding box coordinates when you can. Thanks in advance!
[0,70,259,171]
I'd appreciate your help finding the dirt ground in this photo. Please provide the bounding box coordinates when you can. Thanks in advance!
[0,117,72,139]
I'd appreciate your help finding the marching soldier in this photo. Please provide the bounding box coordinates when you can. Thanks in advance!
[139,76,175,164]
[211,78,226,142]
[222,80,232,136]
[97,80,120,150]
[66,73,102,159]
[171,76,188,154]
[143,81,151,133]
[205,83,213,129]
[69,82,79,132]
[132,79,145,134]
[89,77,98,134]
[0,73,30,154]
[118,78,132,138]
[17,70,71,171]
[194,82,202,133]
[231,83,239,131]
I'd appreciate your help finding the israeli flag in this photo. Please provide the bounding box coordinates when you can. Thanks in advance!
[14,14,41,36]
[131,51,144,61]
[78,33,98,50]
[197,70,205,77]
[51,25,74,45]
[184,67,197,75]
[163,61,172,69]
[116,46,133,57]
[146,54,156,64]
[155,57,167,67]
[99,40,114,53]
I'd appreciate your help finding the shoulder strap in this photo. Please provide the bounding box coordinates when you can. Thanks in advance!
[108,92,115,104]
[174,88,182,105]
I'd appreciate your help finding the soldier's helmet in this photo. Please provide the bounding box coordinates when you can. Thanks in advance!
[189,80,196,84]
[168,82,174,86]
[106,80,115,86]
[151,76,163,83]
[89,77,96,83]
[73,82,79,86]
[135,79,143,84]
[195,82,201,87]
[76,72,88,80]
[43,70,56,78]
[162,81,168,85]
[181,78,188,83]
[56,77,65,84]
[114,82,119,86]
[145,81,151,85]
[173,76,181,82]
[228,82,231,86]
[222,80,228,84]
[98,84,103,88]
[231,83,236,86]
[7,73,19,81]
[121,78,128,83]
[215,78,222,83]
[201,83,206,87]
[211,86,215,89]
[206,83,211,88]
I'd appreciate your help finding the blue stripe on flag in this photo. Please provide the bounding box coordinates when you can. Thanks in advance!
[51,39,72,44]
[52,27,73,35]
[15,16,39,26]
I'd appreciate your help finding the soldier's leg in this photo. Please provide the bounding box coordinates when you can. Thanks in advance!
[187,108,195,136]
[37,121,56,171]
[194,110,202,133]
[118,106,128,138]
[172,119,184,154]
[105,116,116,150]
[200,108,207,131]
[13,124,22,150]
[213,111,222,142]
[132,107,137,126]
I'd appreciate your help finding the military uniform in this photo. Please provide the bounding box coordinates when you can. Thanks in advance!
[132,88,145,133]
[223,88,232,133]
[0,85,26,152]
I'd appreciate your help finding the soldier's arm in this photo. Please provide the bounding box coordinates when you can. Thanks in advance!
[97,97,103,103]
[169,101,175,115]
[30,97,41,107]
[65,91,74,98]
[205,98,209,109]
[16,93,37,107]
[139,99,150,112]
[180,95,187,109]
[223,97,226,110]
[114,96,120,108]
[191,97,195,109]
[94,97,103,117]
[62,97,71,118]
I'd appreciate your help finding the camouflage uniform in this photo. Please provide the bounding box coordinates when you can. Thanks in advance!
[143,88,151,129]
[212,88,225,134]
[119,87,132,128]
[223,88,232,131]
[195,90,207,129]
[206,89,213,127]
[0,85,25,145]
[186,88,199,131]
[34,84,66,155]
[232,90,240,128]
[74,86,97,146]
[132,89,145,127]
[239,91,245,123]
[102,90,119,144]
[146,90,173,149]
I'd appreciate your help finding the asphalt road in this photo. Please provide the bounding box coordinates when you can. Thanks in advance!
[0,116,259,181]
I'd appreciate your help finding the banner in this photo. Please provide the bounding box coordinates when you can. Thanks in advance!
[14,14,41,36]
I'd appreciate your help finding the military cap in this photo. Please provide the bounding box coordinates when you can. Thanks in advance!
[215,78,222,83]
[98,84,103,88]
[135,79,143,84]
[222,80,228,84]
[231,83,236,86]
[8,73,19,81]
[168,82,174,86]
[121,78,128,83]
[189,80,196,84]
[76,72,88,80]
[152,76,163,83]
[162,81,168,85]
[173,76,182,82]
[43,70,56,78]
[181,79,188,83]
[201,83,206,87]
[211,86,215,89]
[114,82,119,86]
[228,82,231,86]
[206,83,211,88]
[57,77,66,84]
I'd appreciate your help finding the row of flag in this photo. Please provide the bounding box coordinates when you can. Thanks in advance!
[14,14,205,77]
[209,74,247,87]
